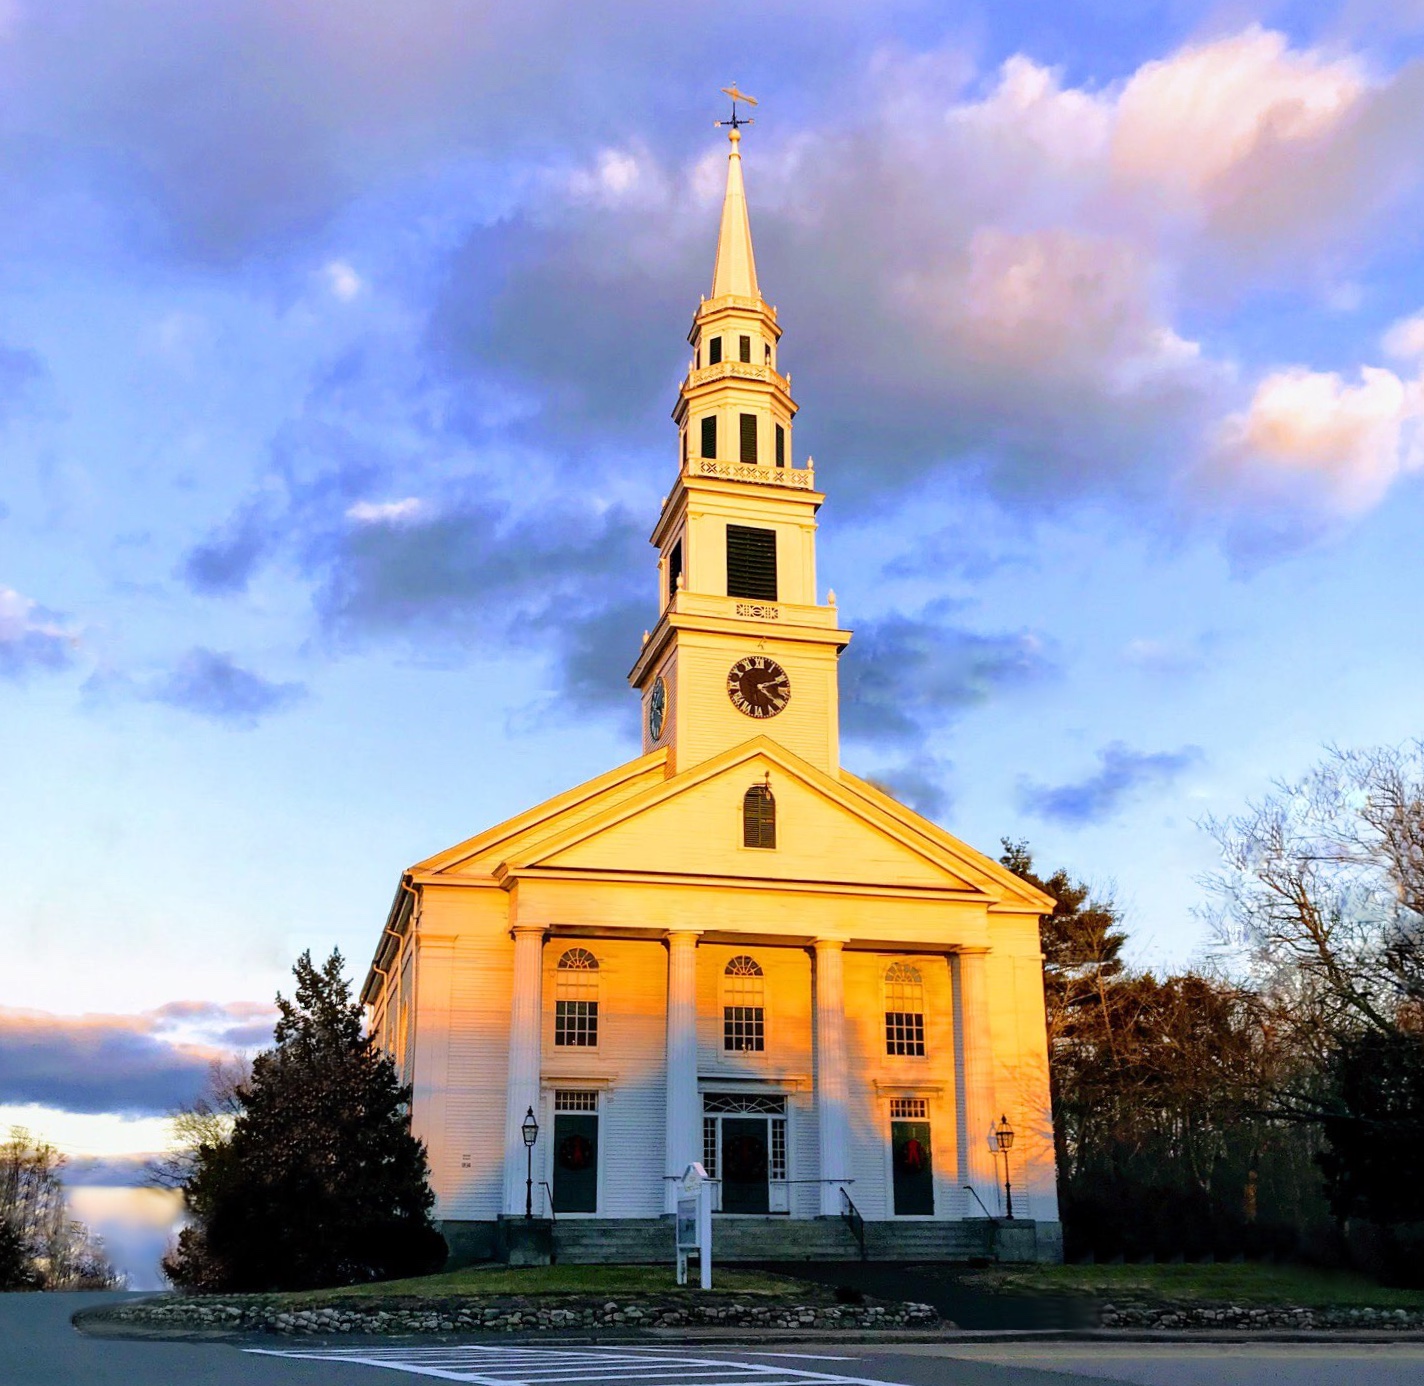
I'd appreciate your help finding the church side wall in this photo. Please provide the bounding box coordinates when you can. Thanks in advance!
[987,912,1061,1227]
[418,886,513,1228]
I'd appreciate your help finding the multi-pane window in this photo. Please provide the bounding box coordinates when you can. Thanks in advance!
[708,336,723,365]
[739,413,758,464]
[723,955,766,1052]
[890,1097,928,1120]
[775,424,786,469]
[738,334,752,363]
[770,1117,787,1181]
[743,783,775,849]
[555,1089,598,1112]
[726,524,777,601]
[554,947,599,1047]
[884,961,926,1057]
[701,416,717,459]
[703,1117,718,1176]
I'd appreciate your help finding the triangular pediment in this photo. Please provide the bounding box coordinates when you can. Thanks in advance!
[504,738,1048,909]
[415,748,670,880]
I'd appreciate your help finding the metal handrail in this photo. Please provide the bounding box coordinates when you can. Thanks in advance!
[839,1187,866,1262]
[538,1181,557,1223]
[963,1184,997,1221]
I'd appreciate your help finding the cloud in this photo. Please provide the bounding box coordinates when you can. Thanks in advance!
[345,497,428,525]
[862,756,954,820]
[0,1001,271,1117]
[1018,741,1204,826]
[840,607,1057,747]
[1383,310,1424,363]
[0,587,78,678]
[1207,363,1424,519]
[180,505,274,595]
[324,259,363,301]
[145,648,306,727]
[0,342,42,418]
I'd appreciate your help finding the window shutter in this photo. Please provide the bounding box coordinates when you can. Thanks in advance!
[701,416,717,459]
[708,336,722,365]
[739,335,751,363]
[775,424,785,469]
[743,785,776,849]
[739,413,758,465]
[726,524,777,600]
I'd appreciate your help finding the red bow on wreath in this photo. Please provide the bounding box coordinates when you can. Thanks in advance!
[899,1138,927,1173]
[559,1133,593,1171]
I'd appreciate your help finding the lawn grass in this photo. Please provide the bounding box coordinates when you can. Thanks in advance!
[963,1261,1424,1310]
[276,1263,813,1305]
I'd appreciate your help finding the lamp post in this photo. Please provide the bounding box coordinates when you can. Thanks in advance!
[994,1113,1015,1220]
[521,1106,539,1220]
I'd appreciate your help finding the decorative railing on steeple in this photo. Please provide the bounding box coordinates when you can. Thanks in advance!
[684,360,791,393]
[689,457,815,490]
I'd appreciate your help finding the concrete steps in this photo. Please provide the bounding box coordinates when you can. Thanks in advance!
[551,1216,996,1264]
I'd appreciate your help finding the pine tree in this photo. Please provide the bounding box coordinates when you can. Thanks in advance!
[164,950,446,1291]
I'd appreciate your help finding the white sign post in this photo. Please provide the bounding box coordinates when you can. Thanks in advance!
[675,1161,712,1290]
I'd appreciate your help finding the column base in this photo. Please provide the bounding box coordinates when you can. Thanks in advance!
[496,1215,554,1267]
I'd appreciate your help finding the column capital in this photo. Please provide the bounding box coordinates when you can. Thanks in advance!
[663,928,703,946]
[510,924,547,940]
[812,936,847,953]
[955,945,991,957]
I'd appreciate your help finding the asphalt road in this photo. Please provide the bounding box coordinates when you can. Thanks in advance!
[7,1293,1424,1386]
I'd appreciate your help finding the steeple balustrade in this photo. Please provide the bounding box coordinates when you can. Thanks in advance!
[684,360,791,393]
[688,457,815,489]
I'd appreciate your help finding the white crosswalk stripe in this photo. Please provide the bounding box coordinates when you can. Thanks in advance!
[246,1344,899,1386]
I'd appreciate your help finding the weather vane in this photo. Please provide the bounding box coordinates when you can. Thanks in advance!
[715,84,758,133]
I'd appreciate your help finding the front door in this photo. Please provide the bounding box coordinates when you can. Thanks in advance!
[552,1113,598,1214]
[720,1117,770,1214]
[891,1120,934,1215]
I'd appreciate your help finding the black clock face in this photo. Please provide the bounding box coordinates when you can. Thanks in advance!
[648,675,667,741]
[727,655,790,718]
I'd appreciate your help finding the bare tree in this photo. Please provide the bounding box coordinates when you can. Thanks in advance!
[146,1057,251,1191]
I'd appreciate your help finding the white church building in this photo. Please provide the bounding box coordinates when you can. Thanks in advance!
[364,113,1061,1266]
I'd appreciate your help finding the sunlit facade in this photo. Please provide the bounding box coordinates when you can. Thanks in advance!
[363,123,1061,1265]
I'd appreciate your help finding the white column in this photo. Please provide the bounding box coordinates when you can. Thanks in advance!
[813,938,850,1216]
[664,929,702,1213]
[954,948,999,1211]
[502,924,545,1217]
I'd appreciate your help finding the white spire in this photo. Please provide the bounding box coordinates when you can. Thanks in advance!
[710,129,760,300]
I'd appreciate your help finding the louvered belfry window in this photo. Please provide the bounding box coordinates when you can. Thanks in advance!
[726,524,777,600]
[701,416,717,459]
[775,424,786,468]
[667,539,683,605]
[743,783,776,849]
[739,334,751,363]
[708,336,723,365]
[739,413,758,465]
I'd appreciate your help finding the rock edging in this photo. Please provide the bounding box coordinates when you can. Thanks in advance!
[94,1295,940,1337]
[1100,1302,1424,1331]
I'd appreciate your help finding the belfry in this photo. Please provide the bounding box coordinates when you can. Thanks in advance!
[364,110,1061,1266]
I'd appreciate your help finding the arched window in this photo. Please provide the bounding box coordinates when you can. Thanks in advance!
[884,961,926,1057]
[723,955,765,1052]
[743,783,776,849]
[555,947,599,1047]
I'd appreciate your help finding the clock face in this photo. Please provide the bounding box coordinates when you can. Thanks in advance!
[727,655,790,719]
[648,675,667,741]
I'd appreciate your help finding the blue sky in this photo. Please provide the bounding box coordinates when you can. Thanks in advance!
[4,0,1424,1262]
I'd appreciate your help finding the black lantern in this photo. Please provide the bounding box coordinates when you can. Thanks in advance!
[994,1114,1015,1219]
[522,1106,539,1219]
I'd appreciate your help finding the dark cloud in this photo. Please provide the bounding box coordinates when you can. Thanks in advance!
[1018,741,1205,826]
[146,648,306,727]
[181,505,274,595]
[840,607,1057,746]
[0,1001,274,1118]
[0,1012,216,1117]
[861,757,954,821]
[0,343,43,418]
[64,1154,156,1188]
[0,589,78,679]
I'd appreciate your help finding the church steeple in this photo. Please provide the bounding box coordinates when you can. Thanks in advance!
[711,129,759,300]
[628,99,852,776]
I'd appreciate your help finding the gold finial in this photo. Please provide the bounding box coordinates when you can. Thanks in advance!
[715,84,758,142]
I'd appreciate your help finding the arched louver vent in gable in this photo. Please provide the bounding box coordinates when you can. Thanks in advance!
[743,783,776,849]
